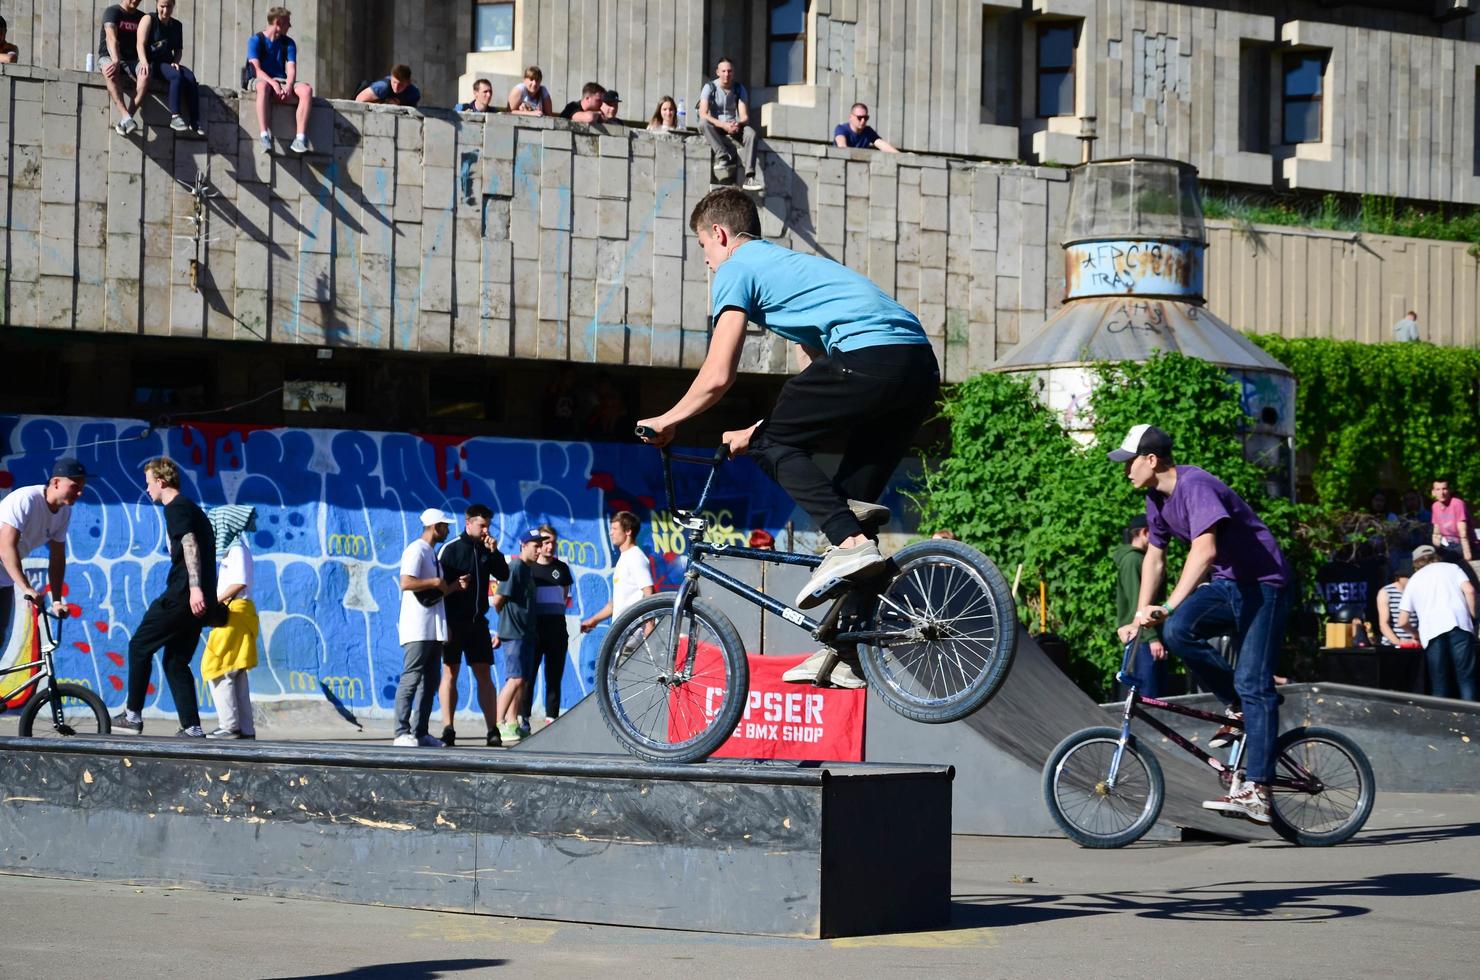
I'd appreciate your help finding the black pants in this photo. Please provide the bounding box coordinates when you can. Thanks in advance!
[520,616,569,719]
[127,595,204,728]
[750,343,940,545]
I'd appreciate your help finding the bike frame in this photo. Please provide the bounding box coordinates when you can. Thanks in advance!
[0,601,68,727]
[1106,640,1320,794]
[650,446,894,678]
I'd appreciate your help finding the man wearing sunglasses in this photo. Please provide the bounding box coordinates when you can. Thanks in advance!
[833,103,898,153]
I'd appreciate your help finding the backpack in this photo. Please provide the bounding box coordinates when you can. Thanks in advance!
[241,32,264,89]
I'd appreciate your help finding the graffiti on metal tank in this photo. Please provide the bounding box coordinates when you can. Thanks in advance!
[0,414,799,721]
[1065,239,1204,299]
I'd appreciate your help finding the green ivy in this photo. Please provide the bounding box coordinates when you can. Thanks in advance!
[914,353,1297,697]
[1248,336,1480,506]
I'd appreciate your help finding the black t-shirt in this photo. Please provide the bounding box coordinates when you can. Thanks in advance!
[560,100,585,119]
[144,17,184,64]
[164,495,216,602]
[531,558,573,618]
[99,4,147,61]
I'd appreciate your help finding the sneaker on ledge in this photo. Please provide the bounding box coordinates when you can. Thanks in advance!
[205,728,243,739]
[741,172,764,192]
[115,116,138,137]
[416,734,444,748]
[259,132,273,152]
[289,136,309,154]
[498,721,522,744]
[392,733,418,747]
[169,115,190,132]
[110,713,143,735]
[176,726,205,738]
[486,728,503,748]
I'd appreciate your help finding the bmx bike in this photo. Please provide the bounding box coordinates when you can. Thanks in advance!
[1042,640,1374,847]
[0,595,111,737]
[593,438,1018,764]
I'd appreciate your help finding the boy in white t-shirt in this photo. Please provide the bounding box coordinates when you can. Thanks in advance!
[1399,545,1478,701]
[580,511,656,634]
[0,457,86,643]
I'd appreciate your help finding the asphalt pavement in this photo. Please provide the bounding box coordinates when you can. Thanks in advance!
[3,791,1478,979]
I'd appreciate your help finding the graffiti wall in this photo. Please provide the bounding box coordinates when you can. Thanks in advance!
[0,414,816,723]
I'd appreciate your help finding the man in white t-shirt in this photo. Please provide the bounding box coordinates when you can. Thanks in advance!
[580,511,656,634]
[393,508,469,747]
[0,457,86,644]
[1399,545,1478,701]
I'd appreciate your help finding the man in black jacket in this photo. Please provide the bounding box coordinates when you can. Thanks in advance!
[437,504,509,746]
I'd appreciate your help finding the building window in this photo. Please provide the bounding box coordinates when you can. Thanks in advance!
[1282,51,1327,144]
[980,6,1022,126]
[768,0,808,87]
[1238,40,1271,153]
[474,1,515,53]
[1036,22,1077,118]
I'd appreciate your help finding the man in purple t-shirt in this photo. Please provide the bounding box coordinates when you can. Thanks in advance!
[1110,424,1291,825]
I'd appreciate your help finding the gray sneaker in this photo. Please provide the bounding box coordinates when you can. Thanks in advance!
[109,712,143,735]
[848,499,891,528]
[782,649,867,689]
[289,136,309,154]
[742,172,764,192]
[115,116,138,136]
[259,132,273,152]
[169,115,190,132]
[796,541,886,609]
[176,725,205,738]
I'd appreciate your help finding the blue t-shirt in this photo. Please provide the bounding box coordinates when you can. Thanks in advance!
[1146,466,1291,587]
[370,77,421,107]
[834,123,881,149]
[710,240,927,353]
[247,32,296,79]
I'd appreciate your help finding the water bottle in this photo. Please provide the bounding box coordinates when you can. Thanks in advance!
[676,98,686,129]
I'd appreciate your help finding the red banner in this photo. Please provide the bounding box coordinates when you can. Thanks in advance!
[666,642,867,761]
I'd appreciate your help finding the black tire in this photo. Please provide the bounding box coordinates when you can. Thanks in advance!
[17,683,111,737]
[857,539,1017,724]
[594,594,749,764]
[1268,726,1375,846]
[1042,726,1165,848]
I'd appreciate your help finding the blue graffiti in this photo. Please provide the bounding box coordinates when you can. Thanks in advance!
[0,414,802,722]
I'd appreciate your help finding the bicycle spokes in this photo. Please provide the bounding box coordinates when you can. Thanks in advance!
[873,555,1001,703]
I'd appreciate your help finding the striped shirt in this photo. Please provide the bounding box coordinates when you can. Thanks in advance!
[1381,582,1418,645]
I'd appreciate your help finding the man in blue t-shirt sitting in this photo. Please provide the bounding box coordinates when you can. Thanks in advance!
[356,64,421,108]
[637,187,940,689]
[1113,424,1292,825]
[245,6,313,154]
[833,103,898,153]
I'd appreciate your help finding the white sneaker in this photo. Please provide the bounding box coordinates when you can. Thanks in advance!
[115,116,138,136]
[392,734,418,747]
[782,649,867,689]
[170,115,189,132]
[849,499,891,528]
[742,172,764,192]
[260,132,273,152]
[1202,783,1272,824]
[289,136,309,154]
[796,541,886,609]
[417,734,445,747]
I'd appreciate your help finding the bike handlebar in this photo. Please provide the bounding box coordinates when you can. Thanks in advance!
[634,425,730,519]
[23,593,69,620]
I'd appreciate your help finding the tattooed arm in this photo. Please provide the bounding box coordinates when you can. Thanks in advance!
[181,531,208,616]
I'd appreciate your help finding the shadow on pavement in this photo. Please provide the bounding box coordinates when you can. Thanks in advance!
[265,959,507,979]
[950,871,1480,928]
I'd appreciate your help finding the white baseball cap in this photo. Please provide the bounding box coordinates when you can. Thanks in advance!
[419,508,456,527]
[1106,424,1174,463]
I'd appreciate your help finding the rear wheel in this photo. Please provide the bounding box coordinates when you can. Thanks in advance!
[1268,726,1374,846]
[1043,726,1165,848]
[857,540,1017,724]
[594,594,748,764]
[17,683,111,737]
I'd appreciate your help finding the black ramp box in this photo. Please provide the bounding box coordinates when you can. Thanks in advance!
[0,737,951,938]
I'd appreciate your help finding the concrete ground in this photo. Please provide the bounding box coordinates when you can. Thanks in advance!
[2,791,1477,979]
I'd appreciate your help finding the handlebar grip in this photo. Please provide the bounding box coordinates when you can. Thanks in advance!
[713,444,730,464]
[23,594,67,618]
[634,424,658,439]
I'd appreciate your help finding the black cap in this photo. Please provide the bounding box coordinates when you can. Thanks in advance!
[51,457,87,479]
[603,89,621,104]
[1127,514,1148,530]
[1106,424,1174,463]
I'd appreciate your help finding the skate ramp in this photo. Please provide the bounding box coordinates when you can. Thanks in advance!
[522,559,1265,840]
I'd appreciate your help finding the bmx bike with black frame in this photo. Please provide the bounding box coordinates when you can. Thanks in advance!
[1042,639,1375,847]
[0,595,111,737]
[592,437,1019,764]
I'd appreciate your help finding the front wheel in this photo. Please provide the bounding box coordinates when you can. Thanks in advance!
[17,683,111,737]
[858,539,1017,724]
[1042,726,1165,848]
[594,594,749,764]
[1268,726,1375,846]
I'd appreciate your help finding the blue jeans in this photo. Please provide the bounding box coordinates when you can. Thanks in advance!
[1426,628,1478,701]
[153,62,200,125]
[1162,580,1289,784]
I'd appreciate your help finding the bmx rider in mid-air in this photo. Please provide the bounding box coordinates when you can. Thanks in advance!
[636,186,939,689]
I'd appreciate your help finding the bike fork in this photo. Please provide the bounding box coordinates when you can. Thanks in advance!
[1106,700,1136,790]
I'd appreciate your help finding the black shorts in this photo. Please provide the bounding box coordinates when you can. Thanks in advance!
[443,620,494,666]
